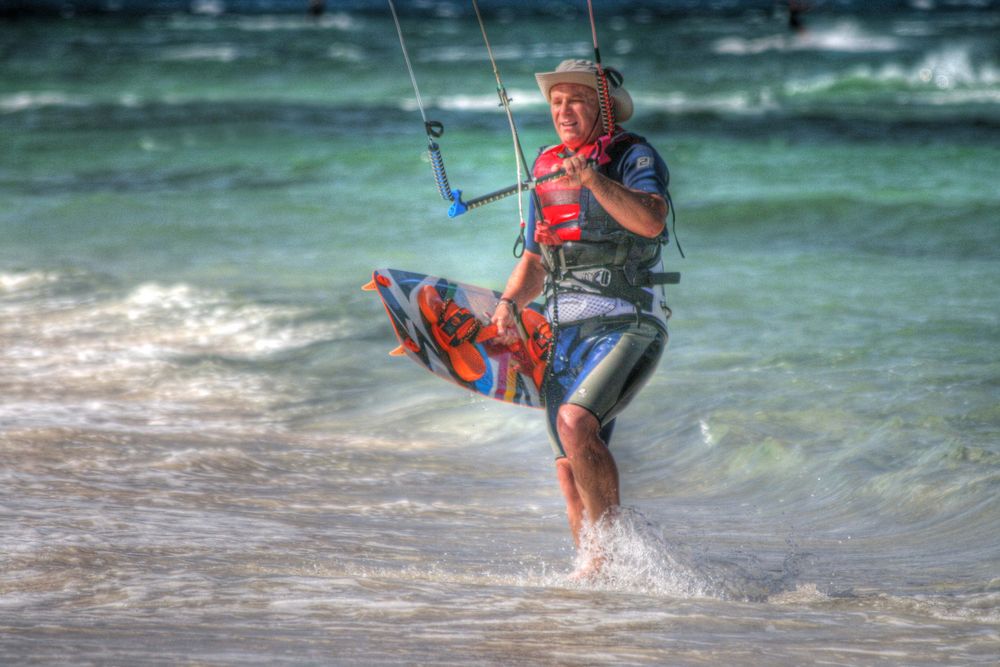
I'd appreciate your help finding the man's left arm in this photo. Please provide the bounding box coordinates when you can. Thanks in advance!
[561,152,667,239]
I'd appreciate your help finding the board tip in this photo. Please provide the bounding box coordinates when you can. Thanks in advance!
[363,273,392,291]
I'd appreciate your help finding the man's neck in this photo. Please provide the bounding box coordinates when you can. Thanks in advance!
[564,125,621,154]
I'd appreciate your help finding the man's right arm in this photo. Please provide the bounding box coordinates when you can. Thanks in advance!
[492,251,547,340]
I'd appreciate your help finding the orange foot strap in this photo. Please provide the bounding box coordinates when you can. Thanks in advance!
[417,285,486,382]
[520,308,552,388]
[477,304,552,390]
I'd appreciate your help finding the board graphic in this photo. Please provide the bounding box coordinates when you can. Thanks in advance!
[365,268,549,408]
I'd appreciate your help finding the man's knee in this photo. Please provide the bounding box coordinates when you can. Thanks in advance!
[556,404,602,455]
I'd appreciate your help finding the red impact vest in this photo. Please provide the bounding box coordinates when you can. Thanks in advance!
[532,142,591,246]
[527,133,678,315]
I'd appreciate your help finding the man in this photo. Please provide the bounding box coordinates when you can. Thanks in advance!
[490,59,673,577]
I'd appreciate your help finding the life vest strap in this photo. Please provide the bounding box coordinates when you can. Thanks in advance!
[642,271,681,285]
[558,266,681,312]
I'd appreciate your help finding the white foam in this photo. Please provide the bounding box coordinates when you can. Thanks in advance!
[113,282,336,357]
[190,0,223,15]
[156,446,269,473]
[568,508,716,598]
[769,582,829,604]
[0,92,90,113]
[436,94,519,112]
[163,12,356,32]
[326,43,364,63]
[785,45,999,97]
[560,507,803,602]
[420,42,588,64]
[913,46,999,89]
[638,90,780,116]
[158,44,242,63]
[713,20,902,55]
[235,12,356,32]
[0,277,342,433]
[0,271,57,293]
[410,89,538,113]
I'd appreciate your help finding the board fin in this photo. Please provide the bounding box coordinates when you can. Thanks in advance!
[363,274,392,291]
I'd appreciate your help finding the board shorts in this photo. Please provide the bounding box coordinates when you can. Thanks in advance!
[542,317,667,459]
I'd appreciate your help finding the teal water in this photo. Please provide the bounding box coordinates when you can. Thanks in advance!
[1,9,998,665]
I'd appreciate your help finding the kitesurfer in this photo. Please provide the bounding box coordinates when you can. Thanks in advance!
[490,59,672,579]
[308,0,325,17]
[787,0,809,34]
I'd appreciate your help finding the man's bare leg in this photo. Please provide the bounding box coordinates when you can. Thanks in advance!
[556,403,620,576]
[555,458,584,547]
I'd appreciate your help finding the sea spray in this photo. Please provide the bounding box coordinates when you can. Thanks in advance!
[572,506,806,601]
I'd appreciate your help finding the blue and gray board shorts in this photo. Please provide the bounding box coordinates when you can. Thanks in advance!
[542,317,666,459]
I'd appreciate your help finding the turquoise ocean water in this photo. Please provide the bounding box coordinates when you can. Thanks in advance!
[1,5,998,664]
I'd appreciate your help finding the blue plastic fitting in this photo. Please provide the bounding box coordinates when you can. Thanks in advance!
[448,190,467,218]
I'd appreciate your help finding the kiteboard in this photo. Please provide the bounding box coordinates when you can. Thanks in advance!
[364,268,551,408]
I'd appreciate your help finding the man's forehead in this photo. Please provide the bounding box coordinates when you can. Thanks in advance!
[549,83,597,100]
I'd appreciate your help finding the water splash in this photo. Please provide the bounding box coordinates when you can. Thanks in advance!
[569,507,807,602]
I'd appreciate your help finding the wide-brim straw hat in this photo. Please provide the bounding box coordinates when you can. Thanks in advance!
[535,58,634,123]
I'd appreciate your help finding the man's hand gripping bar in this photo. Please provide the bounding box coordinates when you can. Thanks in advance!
[448,135,615,218]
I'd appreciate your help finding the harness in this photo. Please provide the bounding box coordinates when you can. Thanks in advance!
[532,133,679,314]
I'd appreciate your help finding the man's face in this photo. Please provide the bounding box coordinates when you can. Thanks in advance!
[549,83,600,150]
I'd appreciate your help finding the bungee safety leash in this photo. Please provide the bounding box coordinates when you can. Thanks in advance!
[387,0,538,236]
[387,0,454,203]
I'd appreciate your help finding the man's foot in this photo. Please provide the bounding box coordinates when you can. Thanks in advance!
[568,544,611,583]
[568,509,619,583]
[568,557,605,583]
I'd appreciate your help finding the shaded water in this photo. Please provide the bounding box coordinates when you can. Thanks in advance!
[1,6,998,665]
